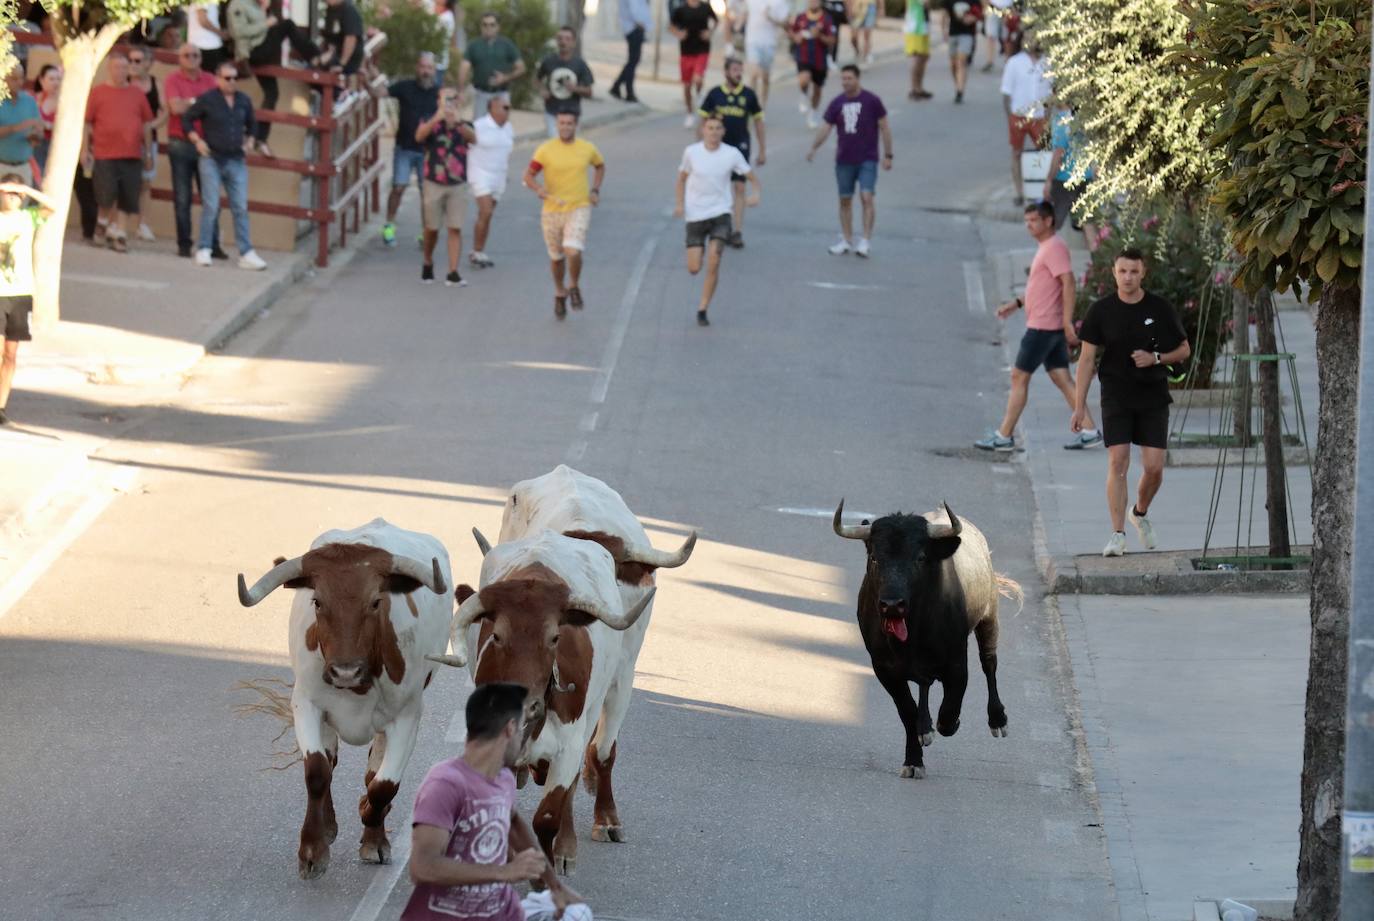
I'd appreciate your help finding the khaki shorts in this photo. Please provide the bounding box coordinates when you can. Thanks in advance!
[540,206,591,260]
[422,182,468,230]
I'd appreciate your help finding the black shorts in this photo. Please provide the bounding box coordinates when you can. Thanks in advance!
[2,294,32,342]
[728,141,750,183]
[92,158,142,213]
[685,213,731,248]
[798,63,828,85]
[1014,328,1070,373]
[824,3,848,27]
[1101,400,1170,449]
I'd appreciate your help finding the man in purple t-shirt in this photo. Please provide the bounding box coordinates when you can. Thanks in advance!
[805,64,892,258]
[403,683,591,921]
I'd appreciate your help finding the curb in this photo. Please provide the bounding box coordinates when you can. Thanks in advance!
[1051,552,1310,595]
[197,249,313,353]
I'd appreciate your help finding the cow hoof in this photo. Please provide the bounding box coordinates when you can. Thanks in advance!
[359,827,392,865]
[918,732,934,747]
[937,718,960,737]
[553,854,576,875]
[990,725,1008,738]
[591,824,625,843]
[298,851,330,880]
[899,765,925,779]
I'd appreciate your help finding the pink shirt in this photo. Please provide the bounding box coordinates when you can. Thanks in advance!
[163,69,218,141]
[401,758,522,921]
[1023,234,1073,331]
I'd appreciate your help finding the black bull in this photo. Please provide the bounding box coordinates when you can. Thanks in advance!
[833,500,1022,779]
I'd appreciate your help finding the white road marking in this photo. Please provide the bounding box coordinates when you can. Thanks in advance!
[589,228,663,406]
[579,411,599,433]
[0,464,139,622]
[806,281,891,292]
[963,260,987,314]
[775,506,881,520]
[207,424,407,449]
[565,440,587,463]
[990,465,1015,475]
[62,272,169,290]
[345,841,412,921]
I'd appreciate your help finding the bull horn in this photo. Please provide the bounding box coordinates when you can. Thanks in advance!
[928,502,963,540]
[585,586,656,631]
[391,555,448,595]
[426,591,486,668]
[237,556,304,607]
[472,528,492,557]
[832,499,871,541]
[623,531,698,569]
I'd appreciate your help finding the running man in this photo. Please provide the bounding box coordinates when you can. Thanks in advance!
[669,0,718,129]
[523,112,605,319]
[675,115,760,327]
[904,0,932,100]
[790,0,836,129]
[697,56,765,249]
[945,0,982,103]
[744,0,790,107]
[806,64,891,257]
[468,95,515,269]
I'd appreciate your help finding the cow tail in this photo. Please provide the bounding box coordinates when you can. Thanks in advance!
[995,574,1025,615]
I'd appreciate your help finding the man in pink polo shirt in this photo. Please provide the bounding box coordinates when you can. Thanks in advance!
[976,199,1100,451]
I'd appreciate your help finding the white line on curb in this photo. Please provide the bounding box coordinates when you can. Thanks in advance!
[963,260,987,314]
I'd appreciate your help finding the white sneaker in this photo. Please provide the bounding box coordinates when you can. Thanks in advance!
[194,247,213,266]
[827,238,851,256]
[806,111,820,129]
[684,113,697,129]
[1129,506,1158,549]
[137,223,156,242]
[855,238,870,258]
[798,97,809,114]
[1102,532,1127,557]
[238,250,267,271]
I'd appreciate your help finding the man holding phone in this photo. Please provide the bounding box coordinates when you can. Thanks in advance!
[415,87,475,287]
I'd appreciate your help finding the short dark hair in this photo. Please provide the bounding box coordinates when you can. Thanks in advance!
[841,64,860,77]
[217,60,238,76]
[465,682,528,741]
[558,25,576,37]
[1114,247,1146,265]
[1024,200,1055,220]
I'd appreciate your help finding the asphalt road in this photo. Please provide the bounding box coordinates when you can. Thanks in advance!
[0,54,1117,921]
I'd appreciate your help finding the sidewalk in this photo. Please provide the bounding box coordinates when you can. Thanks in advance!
[973,211,1309,919]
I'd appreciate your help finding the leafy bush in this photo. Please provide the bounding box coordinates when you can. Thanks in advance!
[460,0,555,110]
[360,0,449,79]
[1074,205,1234,388]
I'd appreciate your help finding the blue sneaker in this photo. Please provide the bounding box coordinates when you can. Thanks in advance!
[381,222,397,247]
[1064,430,1104,450]
[974,430,1015,452]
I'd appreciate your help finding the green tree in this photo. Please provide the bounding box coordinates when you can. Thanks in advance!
[359,0,448,79]
[1177,3,1368,918]
[34,0,182,326]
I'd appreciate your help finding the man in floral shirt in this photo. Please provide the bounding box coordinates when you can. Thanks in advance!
[415,86,475,287]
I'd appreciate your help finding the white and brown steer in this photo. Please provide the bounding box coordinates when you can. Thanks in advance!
[430,465,695,874]
[238,518,454,880]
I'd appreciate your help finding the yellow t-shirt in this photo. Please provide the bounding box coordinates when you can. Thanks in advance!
[530,137,604,213]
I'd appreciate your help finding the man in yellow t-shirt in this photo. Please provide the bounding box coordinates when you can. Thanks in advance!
[522,111,605,319]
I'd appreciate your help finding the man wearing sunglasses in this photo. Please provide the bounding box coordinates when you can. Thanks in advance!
[467,95,515,268]
[166,43,225,258]
[182,61,267,270]
[460,13,524,122]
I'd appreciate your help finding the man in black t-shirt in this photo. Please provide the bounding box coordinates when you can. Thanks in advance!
[374,52,439,246]
[670,0,718,127]
[1072,247,1191,557]
[321,0,366,76]
[536,27,594,138]
[697,57,765,247]
[944,0,982,103]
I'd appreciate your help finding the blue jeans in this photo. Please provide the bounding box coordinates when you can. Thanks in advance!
[198,154,252,255]
[835,159,878,198]
[392,148,424,189]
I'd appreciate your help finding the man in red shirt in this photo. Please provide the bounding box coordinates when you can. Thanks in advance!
[164,43,222,258]
[83,52,154,253]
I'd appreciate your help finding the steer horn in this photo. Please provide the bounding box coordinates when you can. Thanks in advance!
[425,591,486,668]
[472,528,492,557]
[927,502,963,540]
[623,532,698,569]
[391,555,448,595]
[584,586,656,631]
[832,499,872,541]
[237,555,305,607]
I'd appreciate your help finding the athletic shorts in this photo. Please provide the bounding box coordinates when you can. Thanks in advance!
[746,43,776,71]
[541,206,591,260]
[797,62,828,85]
[685,213,731,248]
[1,294,32,342]
[1101,400,1170,449]
[1008,115,1047,150]
[1014,328,1070,374]
[392,148,424,188]
[92,158,142,213]
[468,167,507,201]
[422,181,467,230]
[949,33,976,58]
[835,159,877,197]
[680,52,710,84]
[858,4,877,28]
[905,34,930,56]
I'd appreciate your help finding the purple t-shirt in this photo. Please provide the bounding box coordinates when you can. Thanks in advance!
[401,758,521,921]
[824,89,887,165]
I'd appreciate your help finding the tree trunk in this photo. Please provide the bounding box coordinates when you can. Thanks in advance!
[1232,286,1252,446]
[1252,289,1290,562]
[32,25,125,329]
[1295,280,1360,921]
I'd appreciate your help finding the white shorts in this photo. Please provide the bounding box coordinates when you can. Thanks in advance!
[746,42,776,71]
[521,890,592,921]
[469,168,507,201]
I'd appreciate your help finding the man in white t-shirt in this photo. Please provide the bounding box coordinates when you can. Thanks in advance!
[674,115,761,327]
[186,2,228,73]
[744,0,790,107]
[1000,36,1052,204]
[468,95,515,268]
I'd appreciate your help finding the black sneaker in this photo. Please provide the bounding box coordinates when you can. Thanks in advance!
[421,264,434,284]
[569,286,583,310]
[554,294,567,318]
[211,247,230,260]
[954,90,964,104]
[178,245,192,258]
[445,271,467,287]
[609,85,623,100]
[728,231,744,249]
[697,311,710,327]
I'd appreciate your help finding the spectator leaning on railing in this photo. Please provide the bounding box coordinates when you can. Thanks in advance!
[0,65,41,188]
[226,0,322,159]
[166,42,225,259]
[186,1,230,73]
[83,52,154,253]
[182,60,267,271]
[320,0,367,78]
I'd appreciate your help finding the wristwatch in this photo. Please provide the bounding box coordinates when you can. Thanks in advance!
[1154,351,1161,365]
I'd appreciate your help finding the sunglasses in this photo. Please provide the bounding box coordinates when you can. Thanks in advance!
[221,74,239,80]
[129,57,145,64]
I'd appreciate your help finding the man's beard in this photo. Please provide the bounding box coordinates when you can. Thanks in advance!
[418,74,435,90]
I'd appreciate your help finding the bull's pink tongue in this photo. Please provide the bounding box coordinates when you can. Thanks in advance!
[883,618,909,642]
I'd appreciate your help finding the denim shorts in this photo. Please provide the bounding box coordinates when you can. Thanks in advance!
[392,148,424,188]
[1014,327,1071,373]
[835,160,878,197]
